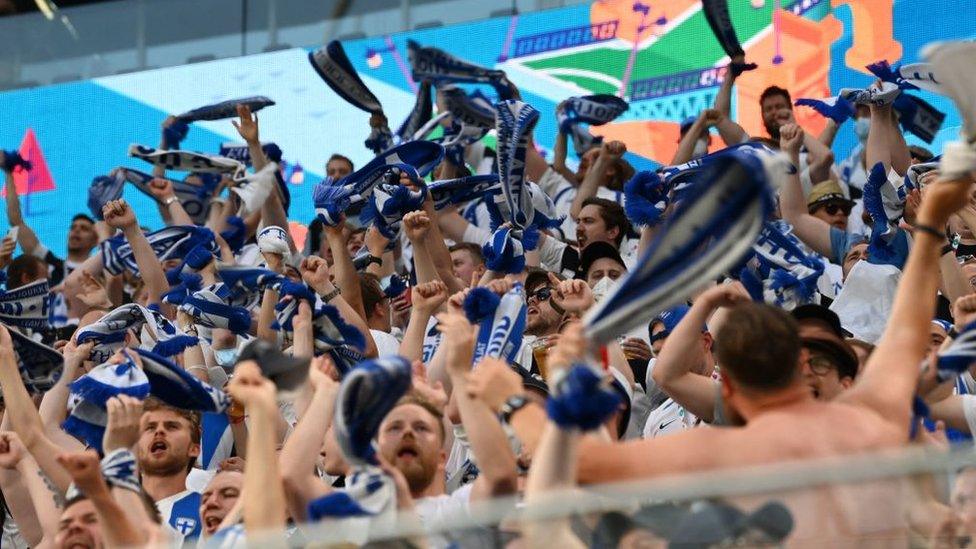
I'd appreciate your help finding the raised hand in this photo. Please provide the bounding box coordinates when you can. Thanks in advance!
[300,256,333,293]
[548,321,587,372]
[436,310,477,377]
[700,108,724,128]
[779,123,804,159]
[77,271,114,310]
[62,340,95,380]
[953,295,976,331]
[918,176,975,228]
[600,140,627,161]
[0,236,15,270]
[549,273,594,314]
[102,395,144,453]
[410,360,448,411]
[231,104,259,143]
[446,288,471,315]
[57,451,109,496]
[308,354,340,392]
[402,211,431,242]
[227,360,277,411]
[412,280,448,316]
[0,432,26,469]
[465,356,523,413]
[218,456,246,473]
[262,251,284,274]
[621,337,652,362]
[699,280,752,309]
[102,199,138,230]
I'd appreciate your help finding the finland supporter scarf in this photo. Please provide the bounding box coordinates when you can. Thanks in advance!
[218,141,281,167]
[88,172,126,220]
[429,174,500,210]
[660,141,777,203]
[482,227,525,275]
[313,141,444,228]
[273,281,367,373]
[494,100,539,231]
[406,40,512,98]
[936,320,976,383]
[394,80,433,144]
[463,285,527,366]
[556,94,628,156]
[585,147,787,345]
[129,144,245,178]
[624,170,669,228]
[307,357,411,529]
[442,85,497,130]
[8,325,63,393]
[363,174,428,240]
[308,40,393,153]
[114,167,219,225]
[547,364,622,431]
[230,162,280,217]
[64,349,228,452]
[739,222,826,310]
[75,303,198,364]
[862,162,910,268]
[100,225,219,276]
[867,59,944,95]
[0,279,51,331]
[175,96,275,123]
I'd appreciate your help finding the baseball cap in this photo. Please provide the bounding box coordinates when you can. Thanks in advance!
[649,304,706,342]
[790,304,846,338]
[576,241,626,281]
[806,180,854,211]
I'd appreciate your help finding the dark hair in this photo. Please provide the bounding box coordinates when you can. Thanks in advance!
[327,154,354,172]
[142,397,202,473]
[715,303,801,391]
[759,86,792,107]
[360,273,387,319]
[394,394,446,442]
[580,197,632,246]
[449,242,484,266]
[908,145,934,163]
[6,254,46,289]
[71,213,95,225]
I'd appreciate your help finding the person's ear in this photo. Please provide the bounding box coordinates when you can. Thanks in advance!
[840,376,854,390]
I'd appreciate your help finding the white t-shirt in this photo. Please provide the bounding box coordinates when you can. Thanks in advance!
[962,395,976,435]
[156,489,203,543]
[415,483,474,533]
[371,329,402,357]
[642,397,699,439]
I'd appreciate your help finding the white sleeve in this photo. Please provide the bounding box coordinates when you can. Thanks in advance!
[962,394,976,435]
[538,235,568,273]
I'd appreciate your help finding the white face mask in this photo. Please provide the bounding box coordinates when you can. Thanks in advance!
[590,276,617,303]
[692,138,709,158]
[854,117,870,142]
[213,348,239,367]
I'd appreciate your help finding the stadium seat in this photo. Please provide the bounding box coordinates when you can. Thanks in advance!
[263,43,292,52]
[186,54,217,64]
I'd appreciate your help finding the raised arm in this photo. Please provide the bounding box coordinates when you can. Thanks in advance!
[148,177,194,226]
[713,57,750,145]
[422,199,467,294]
[0,432,61,547]
[279,356,337,522]
[840,171,974,428]
[403,211,441,285]
[102,199,170,305]
[672,111,711,165]
[256,251,284,344]
[300,255,378,358]
[778,123,835,257]
[57,451,147,548]
[570,141,625,220]
[324,222,367,320]
[226,360,288,535]
[440,313,518,501]
[232,105,268,173]
[2,161,41,254]
[399,281,448,362]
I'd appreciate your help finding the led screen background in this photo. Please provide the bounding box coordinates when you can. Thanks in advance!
[1,0,973,256]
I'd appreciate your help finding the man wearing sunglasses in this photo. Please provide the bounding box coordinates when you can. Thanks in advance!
[524,270,566,340]
[807,180,855,231]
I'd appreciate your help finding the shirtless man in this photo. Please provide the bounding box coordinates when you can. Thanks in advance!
[468,164,974,545]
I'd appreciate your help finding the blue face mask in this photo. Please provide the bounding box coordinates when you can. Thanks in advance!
[213,348,238,367]
[854,117,870,142]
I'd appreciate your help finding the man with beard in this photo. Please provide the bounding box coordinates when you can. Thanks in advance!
[55,496,104,549]
[137,397,203,543]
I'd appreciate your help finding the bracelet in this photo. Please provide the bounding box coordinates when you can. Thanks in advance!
[912,222,946,240]
[101,449,142,493]
[320,286,341,303]
[941,243,955,257]
[163,196,179,206]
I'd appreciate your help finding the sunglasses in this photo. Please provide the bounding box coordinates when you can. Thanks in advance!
[526,286,553,304]
[821,203,852,216]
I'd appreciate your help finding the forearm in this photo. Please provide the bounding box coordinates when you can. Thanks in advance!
[0,357,47,449]
[310,278,377,358]
[5,171,23,226]
[818,119,839,148]
[715,118,748,147]
[324,231,366,318]
[247,138,268,173]
[522,425,585,549]
[507,403,547,456]
[425,214,466,294]
[280,390,334,522]
[243,404,288,531]
[292,320,313,359]
[450,375,517,496]
[261,192,296,254]
[887,111,912,176]
[802,131,833,168]
[437,208,472,243]
[15,457,61,543]
[570,158,610,220]
[122,225,169,304]
[399,310,433,362]
[0,468,44,546]
[780,166,833,257]
[714,72,735,116]
[38,376,73,430]
[89,489,147,547]
[257,289,280,344]
[553,131,569,172]
[939,251,970,305]
[671,122,706,165]
[652,302,718,421]
[410,240,441,285]
[165,199,194,227]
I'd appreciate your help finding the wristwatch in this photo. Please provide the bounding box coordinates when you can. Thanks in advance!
[320,286,342,303]
[365,254,382,267]
[499,394,529,424]
[163,196,179,206]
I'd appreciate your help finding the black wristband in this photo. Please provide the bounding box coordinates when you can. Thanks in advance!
[912,222,946,240]
[942,243,955,256]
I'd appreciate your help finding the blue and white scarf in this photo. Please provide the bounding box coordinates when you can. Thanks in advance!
[308,41,384,114]
[936,320,976,383]
[273,281,366,371]
[218,141,280,167]
[314,141,444,227]
[117,167,219,225]
[906,158,941,190]
[364,176,428,240]
[862,162,911,268]
[395,80,433,144]
[8,325,63,393]
[442,85,497,130]
[660,141,777,203]
[407,40,512,98]
[556,94,628,156]
[179,288,253,336]
[429,174,500,210]
[88,172,127,220]
[893,93,946,144]
[0,279,50,331]
[585,147,786,345]
[307,466,396,524]
[100,449,142,493]
[623,170,669,227]
[794,96,855,124]
[230,162,280,217]
[494,100,539,230]
[546,364,622,431]
[129,144,245,177]
[482,227,525,274]
[75,303,199,364]
[867,59,944,94]
[175,96,275,123]
[216,266,285,310]
[740,222,825,310]
[462,285,526,366]
[100,225,219,276]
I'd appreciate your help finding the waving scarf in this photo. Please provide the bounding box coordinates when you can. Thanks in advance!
[100,225,219,276]
[175,96,275,123]
[8,326,63,393]
[75,303,199,363]
[128,144,245,177]
[407,40,512,98]
[741,222,826,310]
[494,100,540,230]
[0,279,50,331]
[116,167,219,225]
[462,285,527,366]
